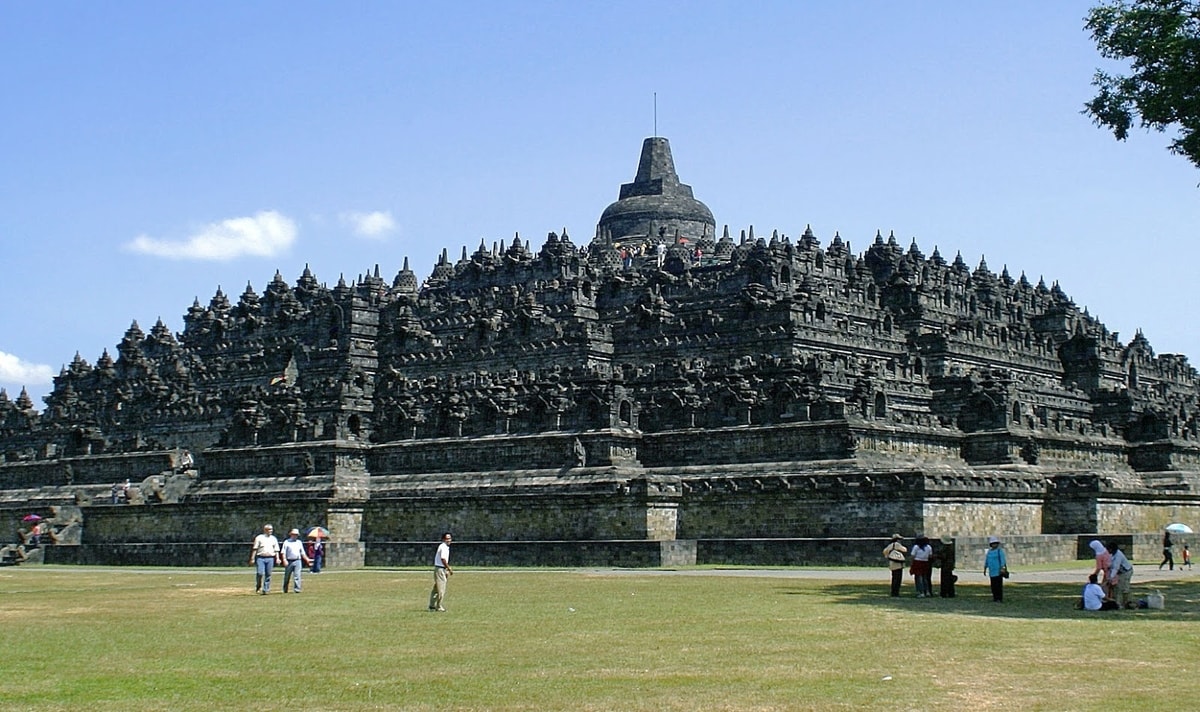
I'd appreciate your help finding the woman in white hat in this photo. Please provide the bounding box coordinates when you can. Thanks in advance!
[983,536,1007,602]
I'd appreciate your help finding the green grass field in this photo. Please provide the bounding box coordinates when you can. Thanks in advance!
[1,565,1197,711]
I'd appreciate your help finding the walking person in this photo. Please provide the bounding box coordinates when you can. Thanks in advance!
[281,528,311,593]
[249,524,282,595]
[1183,543,1192,569]
[1106,541,1134,608]
[428,532,453,612]
[1159,530,1175,570]
[910,535,933,598]
[305,534,325,574]
[984,536,1008,602]
[882,534,907,597]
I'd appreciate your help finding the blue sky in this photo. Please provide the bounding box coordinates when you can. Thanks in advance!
[2,2,1198,408]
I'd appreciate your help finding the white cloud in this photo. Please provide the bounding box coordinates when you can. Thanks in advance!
[126,210,297,260]
[0,351,54,386]
[340,210,396,238]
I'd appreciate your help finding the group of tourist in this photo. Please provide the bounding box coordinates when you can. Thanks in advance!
[614,239,706,272]
[248,524,326,595]
[883,534,1004,601]
[881,534,1163,609]
[1085,539,1134,609]
[247,525,456,612]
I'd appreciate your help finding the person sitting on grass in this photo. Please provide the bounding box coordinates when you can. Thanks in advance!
[1082,573,1119,611]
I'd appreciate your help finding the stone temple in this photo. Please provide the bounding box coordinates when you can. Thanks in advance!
[2,137,1199,568]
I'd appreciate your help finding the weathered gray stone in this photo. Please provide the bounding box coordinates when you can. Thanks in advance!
[2,137,1200,567]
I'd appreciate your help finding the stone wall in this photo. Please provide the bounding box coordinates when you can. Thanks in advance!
[1096,500,1200,535]
[676,475,925,539]
[0,451,177,488]
[640,421,853,467]
[922,499,1043,539]
[4,440,1200,570]
[366,539,693,567]
[363,490,656,542]
[47,542,248,567]
[77,501,330,544]
[200,443,358,479]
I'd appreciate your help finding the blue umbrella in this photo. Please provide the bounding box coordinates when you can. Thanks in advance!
[1165,523,1193,534]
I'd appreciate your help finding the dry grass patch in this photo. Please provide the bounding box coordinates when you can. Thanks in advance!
[0,566,1197,711]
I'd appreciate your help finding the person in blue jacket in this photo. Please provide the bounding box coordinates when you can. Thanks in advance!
[983,536,1007,602]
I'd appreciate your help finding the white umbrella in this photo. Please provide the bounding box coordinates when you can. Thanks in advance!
[1165,523,1194,534]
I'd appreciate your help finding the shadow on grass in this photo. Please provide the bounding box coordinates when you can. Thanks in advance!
[778,579,1200,620]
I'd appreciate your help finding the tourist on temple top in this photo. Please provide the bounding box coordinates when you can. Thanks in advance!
[1159,529,1174,570]
[305,535,325,574]
[909,535,933,598]
[882,533,907,597]
[249,524,282,594]
[1082,573,1118,610]
[983,536,1007,602]
[280,528,311,593]
[1106,541,1134,608]
[428,532,453,612]
[1088,539,1112,597]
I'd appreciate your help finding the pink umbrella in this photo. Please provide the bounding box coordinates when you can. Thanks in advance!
[22,514,42,522]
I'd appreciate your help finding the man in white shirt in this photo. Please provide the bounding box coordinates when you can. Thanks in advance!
[249,524,282,595]
[281,528,312,594]
[428,532,453,612]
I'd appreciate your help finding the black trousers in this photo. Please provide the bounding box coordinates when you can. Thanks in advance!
[989,575,1004,602]
[890,567,903,597]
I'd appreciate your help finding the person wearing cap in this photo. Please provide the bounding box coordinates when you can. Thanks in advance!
[983,536,1008,602]
[281,528,312,593]
[882,534,907,597]
[249,524,282,595]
